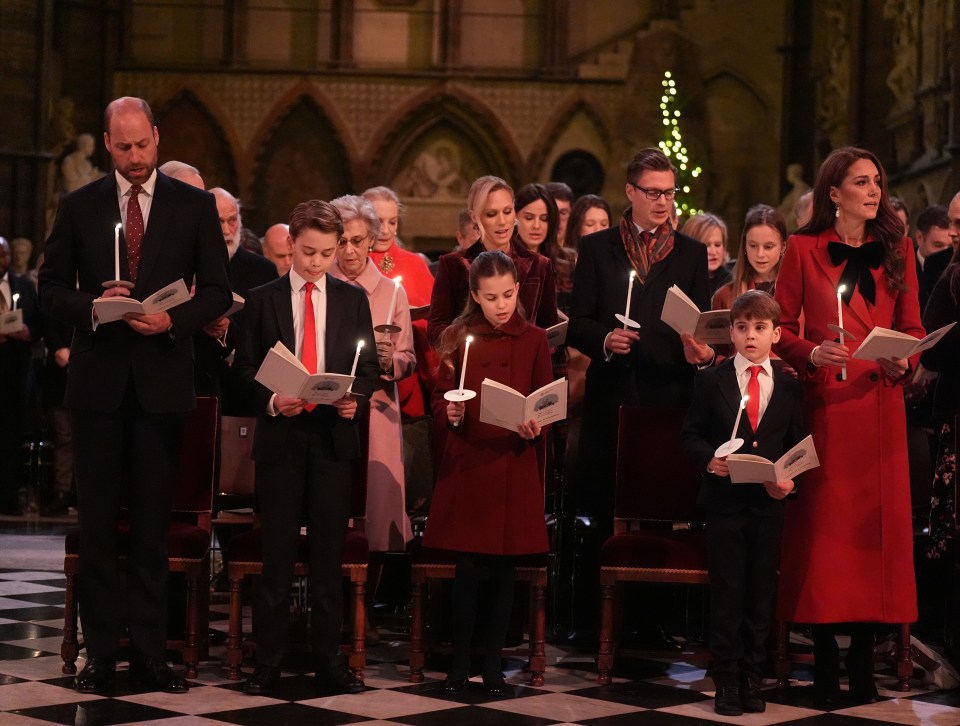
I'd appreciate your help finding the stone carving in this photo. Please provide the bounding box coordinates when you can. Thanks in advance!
[61,134,106,193]
[815,2,850,149]
[394,141,469,199]
[777,164,811,225]
[884,0,919,113]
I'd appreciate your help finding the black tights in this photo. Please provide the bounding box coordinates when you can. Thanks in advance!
[451,553,516,679]
[811,623,877,692]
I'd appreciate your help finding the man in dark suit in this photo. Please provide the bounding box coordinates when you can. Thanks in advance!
[233,199,380,696]
[0,237,40,514]
[681,291,804,716]
[914,204,954,313]
[196,187,277,415]
[39,96,231,694]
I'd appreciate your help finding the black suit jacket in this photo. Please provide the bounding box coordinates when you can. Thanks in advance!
[233,273,381,462]
[681,358,804,516]
[39,172,232,414]
[0,272,41,415]
[917,247,952,313]
[568,226,710,408]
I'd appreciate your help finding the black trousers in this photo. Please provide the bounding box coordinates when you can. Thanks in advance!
[705,509,784,685]
[73,393,185,659]
[254,418,353,670]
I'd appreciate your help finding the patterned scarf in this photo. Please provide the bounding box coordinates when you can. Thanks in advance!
[619,207,675,283]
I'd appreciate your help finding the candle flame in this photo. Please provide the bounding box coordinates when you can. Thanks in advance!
[357,339,365,348]
[837,284,846,294]
[12,293,19,302]
[395,276,402,284]
[629,270,636,280]
[741,395,750,407]
[466,334,474,343]
[115,223,121,232]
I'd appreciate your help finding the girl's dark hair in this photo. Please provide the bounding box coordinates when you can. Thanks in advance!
[435,251,519,362]
[730,204,788,295]
[564,194,612,251]
[514,183,577,280]
[799,146,906,291]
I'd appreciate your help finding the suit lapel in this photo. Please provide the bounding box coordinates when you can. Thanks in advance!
[755,369,787,435]
[136,173,172,293]
[271,275,295,352]
[718,361,743,419]
[324,276,345,374]
[97,176,125,281]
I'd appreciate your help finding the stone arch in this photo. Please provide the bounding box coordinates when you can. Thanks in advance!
[247,92,354,232]
[152,87,239,194]
[700,69,777,242]
[526,94,612,184]
[363,85,524,190]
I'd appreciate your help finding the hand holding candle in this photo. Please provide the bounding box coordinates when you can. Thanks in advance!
[386,276,402,326]
[349,339,365,379]
[444,334,477,402]
[623,270,636,328]
[837,284,847,381]
[458,334,473,391]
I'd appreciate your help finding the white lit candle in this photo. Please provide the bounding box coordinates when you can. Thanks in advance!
[837,284,847,381]
[729,395,748,445]
[11,293,19,311]
[623,269,636,328]
[114,223,121,281]
[386,276,402,326]
[349,339,364,378]
[458,335,474,391]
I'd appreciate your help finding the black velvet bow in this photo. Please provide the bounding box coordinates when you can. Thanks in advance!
[827,241,883,306]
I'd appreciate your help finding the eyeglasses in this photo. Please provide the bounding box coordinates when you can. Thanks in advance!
[338,234,372,248]
[628,182,679,201]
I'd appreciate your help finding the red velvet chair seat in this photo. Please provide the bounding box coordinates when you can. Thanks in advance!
[65,522,210,560]
[226,527,368,565]
[599,530,706,571]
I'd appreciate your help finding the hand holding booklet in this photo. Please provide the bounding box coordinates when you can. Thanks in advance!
[479,377,568,430]
[0,309,24,335]
[93,279,190,324]
[660,285,731,345]
[254,341,355,405]
[851,322,956,362]
[726,434,820,484]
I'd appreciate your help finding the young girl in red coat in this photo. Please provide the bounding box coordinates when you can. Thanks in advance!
[423,250,552,696]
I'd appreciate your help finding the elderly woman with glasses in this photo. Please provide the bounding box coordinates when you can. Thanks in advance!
[329,194,415,571]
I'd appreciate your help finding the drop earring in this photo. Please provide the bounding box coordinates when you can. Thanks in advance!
[835,203,840,219]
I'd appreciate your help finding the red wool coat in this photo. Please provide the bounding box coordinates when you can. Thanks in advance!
[423,312,552,555]
[774,231,923,624]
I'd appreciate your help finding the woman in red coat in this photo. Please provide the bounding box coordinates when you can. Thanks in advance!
[774,147,924,705]
[423,250,552,696]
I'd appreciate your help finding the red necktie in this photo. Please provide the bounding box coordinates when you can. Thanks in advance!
[746,365,762,431]
[301,282,317,412]
[126,185,144,283]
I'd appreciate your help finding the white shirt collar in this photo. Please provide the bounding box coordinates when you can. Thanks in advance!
[289,268,327,294]
[115,168,157,197]
[733,352,772,379]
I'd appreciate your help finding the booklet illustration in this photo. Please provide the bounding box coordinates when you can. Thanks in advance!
[479,377,568,430]
[661,285,731,345]
[254,341,355,405]
[0,308,24,335]
[93,279,191,324]
[851,322,956,362]
[726,434,820,484]
[546,320,568,347]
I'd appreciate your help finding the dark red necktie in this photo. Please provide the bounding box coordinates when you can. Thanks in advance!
[126,185,144,282]
[746,365,762,431]
[301,282,317,412]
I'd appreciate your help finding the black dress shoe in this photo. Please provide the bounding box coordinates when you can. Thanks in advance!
[74,657,116,693]
[848,680,880,704]
[243,665,281,695]
[129,657,189,693]
[315,665,364,694]
[740,676,766,713]
[714,685,743,716]
[482,672,508,696]
[441,675,468,694]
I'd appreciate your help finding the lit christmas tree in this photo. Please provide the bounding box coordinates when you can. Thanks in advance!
[657,71,702,220]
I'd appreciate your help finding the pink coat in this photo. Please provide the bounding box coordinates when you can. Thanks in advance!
[331,260,415,551]
[774,231,923,623]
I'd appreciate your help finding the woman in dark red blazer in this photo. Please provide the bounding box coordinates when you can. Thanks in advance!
[424,251,552,696]
[774,147,924,705]
[427,176,559,346]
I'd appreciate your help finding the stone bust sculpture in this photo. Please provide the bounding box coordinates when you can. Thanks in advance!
[61,133,105,193]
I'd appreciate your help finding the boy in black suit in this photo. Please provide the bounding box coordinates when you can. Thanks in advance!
[233,200,380,696]
[681,290,804,717]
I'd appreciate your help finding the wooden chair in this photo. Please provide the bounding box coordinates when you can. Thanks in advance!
[224,455,369,680]
[596,405,708,685]
[408,545,548,685]
[773,622,912,691]
[61,396,219,678]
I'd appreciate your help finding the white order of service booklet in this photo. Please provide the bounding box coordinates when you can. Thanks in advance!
[254,341,355,405]
[479,377,568,430]
[660,285,731,345]
[851,322,956,362]
[726,434,820,484]
[0,309,24,335]
[93,279,191,324]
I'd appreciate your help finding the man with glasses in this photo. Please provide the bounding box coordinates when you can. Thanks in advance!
[567,148,712,642]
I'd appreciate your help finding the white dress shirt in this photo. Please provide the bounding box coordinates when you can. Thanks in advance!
[733,353,774,424]
[115,169,157,231]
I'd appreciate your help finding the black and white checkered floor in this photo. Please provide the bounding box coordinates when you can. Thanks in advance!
[1,568,959,725]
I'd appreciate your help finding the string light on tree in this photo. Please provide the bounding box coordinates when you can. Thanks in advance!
[656,71,703,220]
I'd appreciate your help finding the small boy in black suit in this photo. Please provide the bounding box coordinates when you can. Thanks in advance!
[233,200,381,696]
[681,290,804,717]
